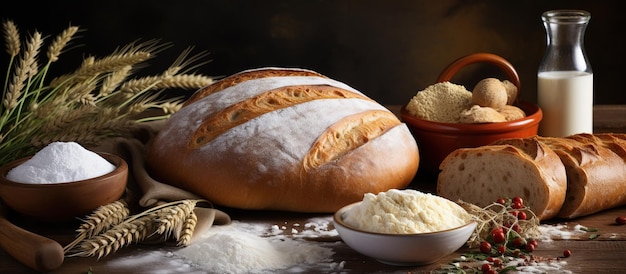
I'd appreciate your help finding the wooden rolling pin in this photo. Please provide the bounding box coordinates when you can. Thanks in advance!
[0,207,64,272]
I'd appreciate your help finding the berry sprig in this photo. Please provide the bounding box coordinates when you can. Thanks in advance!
[459,196,540,249]
[444,197,573,273]
[477,197,538,257]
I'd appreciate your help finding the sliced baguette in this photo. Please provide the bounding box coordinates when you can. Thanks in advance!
[437,137,567,220]
[533,134,626,219]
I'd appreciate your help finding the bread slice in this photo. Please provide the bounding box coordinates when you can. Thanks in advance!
[534,134,626,219]
[437,137,567,220]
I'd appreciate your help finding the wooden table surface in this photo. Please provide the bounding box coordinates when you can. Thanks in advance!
[1,105,625,274]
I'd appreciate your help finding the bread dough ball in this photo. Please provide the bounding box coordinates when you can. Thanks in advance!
[502,80,518,105]
[459,105,507,123]
[472,78,508,109]
[499,105,526,121]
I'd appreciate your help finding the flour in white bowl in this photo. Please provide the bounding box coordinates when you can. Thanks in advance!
[343,189,472,234]
[6,141,116,184]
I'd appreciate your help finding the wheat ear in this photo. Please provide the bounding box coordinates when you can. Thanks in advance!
[153,200,197,239]
[47,25,79,62]
[68,213,157,259]
[177,210,198,246]
[63,200,130,252]
[2,20,20,57]
[99,65,132,97]
[3,31,42,110]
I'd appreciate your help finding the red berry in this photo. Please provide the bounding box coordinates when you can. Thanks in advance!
[481,263,492,272]
[528,239,539,247]
[512,196,524,206]
[512,249,521,257]
[512,237,526,247]
[492,231,506,244]
[563,249,572,257]
[480,241,492,254]
[517,211,527,220]
[509,211,518,218]
[503,220,512,228]
[616,216,626,225]
[497,245,507,255]
[496,198,507,205]
[511,201,523,209]
[525,243,536,252]
[511,224,521,233]
[491,227,504,234]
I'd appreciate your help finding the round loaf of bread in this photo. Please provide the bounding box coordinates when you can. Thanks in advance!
[146,67,420,212]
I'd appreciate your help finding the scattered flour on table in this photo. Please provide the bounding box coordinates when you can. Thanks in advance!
[105,216,344,273]
[6,141,115,184]
[536,223,589,242]
[455,255,571,274]
[493,257,570,274]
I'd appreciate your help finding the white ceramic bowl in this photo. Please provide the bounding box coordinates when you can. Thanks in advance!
[333,202,477,266]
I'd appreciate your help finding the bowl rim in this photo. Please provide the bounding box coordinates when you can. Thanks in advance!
[333,201,477,237]
[399,101,542,133]
[0,152,128,188]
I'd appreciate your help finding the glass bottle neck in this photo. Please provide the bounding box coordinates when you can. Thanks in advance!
[539,10,592,73]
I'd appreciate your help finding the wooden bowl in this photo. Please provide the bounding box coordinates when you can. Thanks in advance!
[401,53,542,173]
[0,152,128,221]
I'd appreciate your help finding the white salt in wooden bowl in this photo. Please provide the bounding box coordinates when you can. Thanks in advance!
[0,152,128,221]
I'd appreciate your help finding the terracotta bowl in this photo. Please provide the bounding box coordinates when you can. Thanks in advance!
[0,152,128,221]
[401,53,542,173]
[334,202,477,266]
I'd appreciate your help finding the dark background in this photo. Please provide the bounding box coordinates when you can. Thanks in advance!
[1,0,624,106]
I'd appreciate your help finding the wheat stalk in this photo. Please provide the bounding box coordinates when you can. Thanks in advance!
[0,21,215,165]
[153,200,197,239]
[99,65,132,97]
[47,25,79,63]
[63,200,130,252]
[3,31,42,110]
[50,39,167,88]
[2,20,20,57]
[69,213,157,259]
[65,199,209,259]
[177,210,198,246]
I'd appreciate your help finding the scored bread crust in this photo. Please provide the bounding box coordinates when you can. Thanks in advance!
[535,134,626,219]
[437,137,567,220]
[146,68,420,212]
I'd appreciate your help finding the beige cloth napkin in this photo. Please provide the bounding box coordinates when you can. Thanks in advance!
[93,124,231,241]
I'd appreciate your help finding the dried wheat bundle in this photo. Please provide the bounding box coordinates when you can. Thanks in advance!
[0,20,214,165]
[65,199,210,259]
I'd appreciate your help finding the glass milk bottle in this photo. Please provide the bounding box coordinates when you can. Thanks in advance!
[537,10,593,137]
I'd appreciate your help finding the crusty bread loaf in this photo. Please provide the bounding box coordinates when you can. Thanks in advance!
[437,137,567,220]
[146,67,420,212]
[531,134,626,219]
